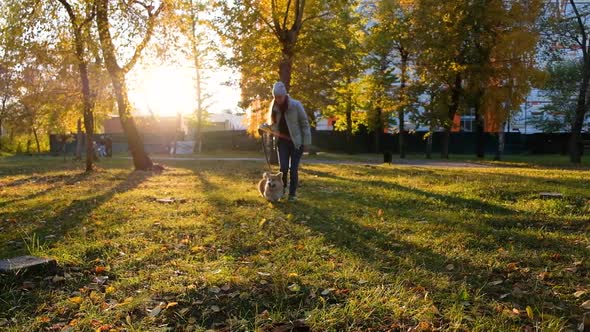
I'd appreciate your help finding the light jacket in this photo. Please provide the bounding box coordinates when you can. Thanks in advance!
[265,96,311,149]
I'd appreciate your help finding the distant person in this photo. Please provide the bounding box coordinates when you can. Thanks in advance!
[259,81,311,202]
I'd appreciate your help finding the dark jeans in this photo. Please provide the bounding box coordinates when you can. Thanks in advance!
[277,139,303,196]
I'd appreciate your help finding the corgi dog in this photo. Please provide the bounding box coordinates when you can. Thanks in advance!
[258,172,284,202]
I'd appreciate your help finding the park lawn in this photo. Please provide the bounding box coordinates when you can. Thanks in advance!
[0,156,589,331]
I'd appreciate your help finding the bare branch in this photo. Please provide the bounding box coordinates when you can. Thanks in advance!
[282,0,292,30]
[301,11,330,25]
[570,0,588,57]
[56,0,77,27]
[270,0,281,32]
[122,1,165,73]
[292,0,304,31]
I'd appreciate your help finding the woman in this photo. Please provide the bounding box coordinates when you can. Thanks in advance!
[260,81,311,202]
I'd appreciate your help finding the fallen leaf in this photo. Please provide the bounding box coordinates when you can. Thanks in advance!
[538,271,550,280]
[69,296,83,305]
[209,286,221,294]
[190,246,204,253]
[512,308,520,315]
[506,262,519,271]
[210,305,221,312]
[95,266,107,274]
[105,286,116,294]
[377,209,383,217]
[581,300,590,310]
[321,289,332,296]
[257,272,271,277]
[288,272,299,278]
[446,264,455,271]
[149,306,162,317]
[166,302,178,309]
[220,284,231,291]
[526,306,534,319]
[358,279,368,285]
[490,280,503,286]
[288,283,301,292]
[259,218,268,227]
[574,290,587,298]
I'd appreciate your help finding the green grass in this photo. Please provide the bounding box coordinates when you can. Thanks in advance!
[0,155,589,331]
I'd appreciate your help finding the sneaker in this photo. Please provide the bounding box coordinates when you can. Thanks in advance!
[288,195,297,202]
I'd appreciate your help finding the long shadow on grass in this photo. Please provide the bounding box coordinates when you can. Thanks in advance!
[0,170,154,329]
[0,172,92,209]
[0,170,152,259]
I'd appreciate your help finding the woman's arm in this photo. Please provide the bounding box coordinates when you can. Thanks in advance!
[298,102,312,146]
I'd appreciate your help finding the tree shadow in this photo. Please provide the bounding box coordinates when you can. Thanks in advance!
[0,172,93,209]
[1,170,153,259]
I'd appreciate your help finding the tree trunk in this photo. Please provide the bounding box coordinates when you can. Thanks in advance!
[190,1,204,154]
[346,93,353,154]
[374,107,382,153]
[0,96,5,151]
[426,127,433,159]
[569,61,590,163]
[399,53,408,159]
[32,127,40,154]
[58,0,96,171]
[76,118,83,160]
[96,0,153,170]
[495,122,505,161]
[442,73,462,159]
[474,104,485,158]
[279,52,294,91]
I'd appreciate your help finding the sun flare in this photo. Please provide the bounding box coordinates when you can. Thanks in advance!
[128,66,197,117]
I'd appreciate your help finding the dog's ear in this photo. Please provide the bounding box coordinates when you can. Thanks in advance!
[263,172,270,179]
[276,172,283,178]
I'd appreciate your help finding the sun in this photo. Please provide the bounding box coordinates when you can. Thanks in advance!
[128,66,197,117]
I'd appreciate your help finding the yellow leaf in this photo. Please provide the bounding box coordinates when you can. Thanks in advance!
[581,300,590,310]
[105,286,116,294]
[69,296,83,304]
[190,246,204,253]
[288,272,299,278]
[526,306,534,319]
[166,302,178,309]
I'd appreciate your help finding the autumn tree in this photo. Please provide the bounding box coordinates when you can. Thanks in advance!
[323,1,366,150]
[529,60,586,133]
[95,0,167,170]
[414,0,471,159]
[55,0,100,171]
[542,0,590,163]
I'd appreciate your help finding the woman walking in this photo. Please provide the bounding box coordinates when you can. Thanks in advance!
[260,81,311,202]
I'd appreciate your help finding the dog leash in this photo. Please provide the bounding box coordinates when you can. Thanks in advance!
[260,130,273,172]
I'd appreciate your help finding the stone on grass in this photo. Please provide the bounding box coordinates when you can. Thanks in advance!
[0,256,57,274]
[539,192,563,199]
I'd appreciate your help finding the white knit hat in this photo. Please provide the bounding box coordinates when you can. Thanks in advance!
[272,81,287,97]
